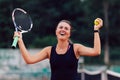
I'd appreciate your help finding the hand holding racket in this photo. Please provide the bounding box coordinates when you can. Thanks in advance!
[11,8,33,49]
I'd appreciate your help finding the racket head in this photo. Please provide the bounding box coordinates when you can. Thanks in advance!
[11,8,33,49]
[12,8,33,33]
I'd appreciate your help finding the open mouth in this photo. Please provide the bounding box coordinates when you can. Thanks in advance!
[60,31,65,36]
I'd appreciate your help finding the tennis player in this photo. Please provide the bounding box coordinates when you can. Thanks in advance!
[14,19,103,80]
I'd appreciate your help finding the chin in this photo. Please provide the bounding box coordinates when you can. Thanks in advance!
[58,37,68,41]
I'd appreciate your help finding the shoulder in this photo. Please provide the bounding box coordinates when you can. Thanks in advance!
[73,43,81,52]
[39,46,52,55]
[73,43,86,53]
[43,46,52,52]
[72,43,83,59]
[73,43,83,49]
[43,46,53,59]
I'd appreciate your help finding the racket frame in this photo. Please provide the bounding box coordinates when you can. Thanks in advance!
[11,8,33,48]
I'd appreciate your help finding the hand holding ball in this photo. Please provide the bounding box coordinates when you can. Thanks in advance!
[94,18,103,30]
[94,18,101,26]
[94,20,99,26]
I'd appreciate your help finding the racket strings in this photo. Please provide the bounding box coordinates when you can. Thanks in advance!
[14,10,32,31]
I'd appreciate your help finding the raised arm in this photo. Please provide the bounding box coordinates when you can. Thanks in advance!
[14,32,51,64]
[75,18,103,57]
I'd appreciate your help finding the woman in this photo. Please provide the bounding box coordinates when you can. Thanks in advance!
[14,18,103,80]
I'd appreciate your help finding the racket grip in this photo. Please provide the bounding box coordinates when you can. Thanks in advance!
[11,36,19,49]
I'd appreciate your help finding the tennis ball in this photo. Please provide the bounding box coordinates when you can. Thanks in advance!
[94,18,100,26]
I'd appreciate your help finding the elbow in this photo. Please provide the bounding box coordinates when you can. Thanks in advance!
[25,61,31,64]
[25,60,34,64]
[98,49,101,55]
[97,52,101,56]
[92,49,101,56]
[26,61,32,64]
[95,50,101,56]
[94,47,101,56]
[23,55,35,64]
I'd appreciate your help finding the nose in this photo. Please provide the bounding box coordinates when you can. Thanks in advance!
[62,27,66,31]
[62,28,65,30]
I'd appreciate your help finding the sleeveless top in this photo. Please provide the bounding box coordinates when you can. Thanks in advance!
[50,43,78,80]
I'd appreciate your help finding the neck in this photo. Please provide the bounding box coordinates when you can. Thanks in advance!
[57,40,69,49]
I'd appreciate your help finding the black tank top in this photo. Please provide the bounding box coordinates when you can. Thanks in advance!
[50,43,78,80]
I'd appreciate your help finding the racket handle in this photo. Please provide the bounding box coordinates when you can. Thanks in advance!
[11,36,19,49]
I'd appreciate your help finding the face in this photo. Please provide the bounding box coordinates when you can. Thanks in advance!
[56,21,71,41]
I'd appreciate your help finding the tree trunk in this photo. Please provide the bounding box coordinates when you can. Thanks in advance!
[103,1,109,65]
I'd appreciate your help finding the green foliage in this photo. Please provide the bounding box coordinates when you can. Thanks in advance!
[0,0,120,49]
[29,35,57,48]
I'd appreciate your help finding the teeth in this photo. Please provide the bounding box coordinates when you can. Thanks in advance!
[60,31,65,36]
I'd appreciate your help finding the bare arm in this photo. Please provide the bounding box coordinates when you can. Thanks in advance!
[75,32,101,56]
[14,32,51,64]
[75,18,103,56]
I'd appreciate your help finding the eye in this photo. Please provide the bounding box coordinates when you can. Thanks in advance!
[58,26,63,29]
[65,27,69,30]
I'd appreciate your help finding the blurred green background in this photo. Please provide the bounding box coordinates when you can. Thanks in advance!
[0,0,120,65]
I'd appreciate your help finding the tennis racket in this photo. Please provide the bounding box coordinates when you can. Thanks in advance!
[11,8,33,48]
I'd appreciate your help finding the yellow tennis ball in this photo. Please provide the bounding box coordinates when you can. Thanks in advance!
[94,19,100,26]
